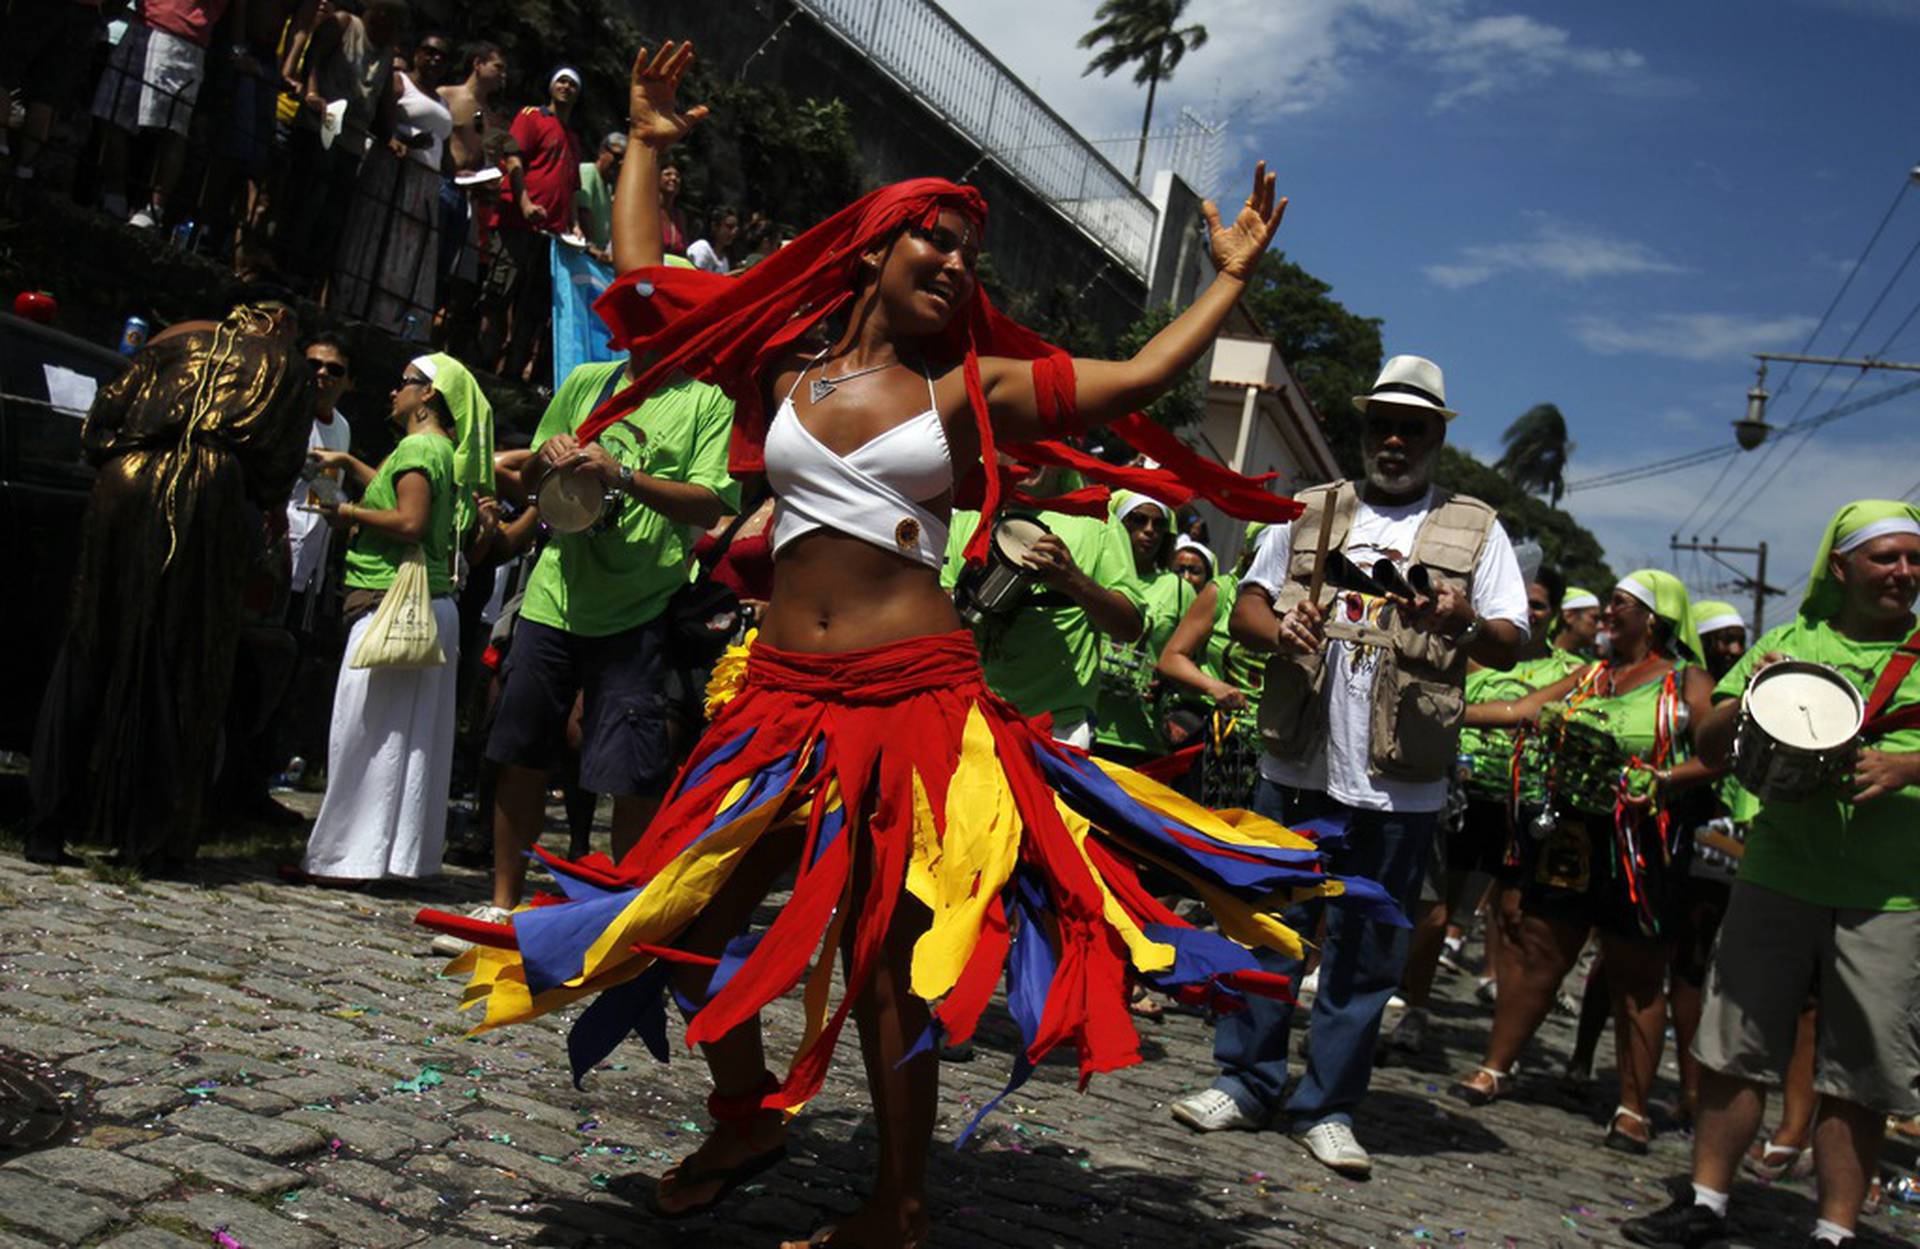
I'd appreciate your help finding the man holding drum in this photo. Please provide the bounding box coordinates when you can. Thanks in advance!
[435,351,738,944]
[1168,355,1529,1177]
[1624,500,1920,1249]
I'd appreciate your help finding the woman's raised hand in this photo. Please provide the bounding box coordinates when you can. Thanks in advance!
[1201,160,1287,280]
[628,41,708,150]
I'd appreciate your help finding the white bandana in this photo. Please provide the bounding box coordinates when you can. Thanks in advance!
[1834,516,1920,555]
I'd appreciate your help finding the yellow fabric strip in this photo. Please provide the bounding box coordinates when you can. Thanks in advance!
[1052,795,1175,974]
[1095,759,1319,852]
[910,704,1023,1001]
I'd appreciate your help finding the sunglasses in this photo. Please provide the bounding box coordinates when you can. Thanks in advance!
[308,358,347,378]
[398,373,432,389]
[1364,414,1433,442]
[1123,512,1167,531]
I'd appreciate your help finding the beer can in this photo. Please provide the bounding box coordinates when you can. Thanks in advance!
[119,316,150,356]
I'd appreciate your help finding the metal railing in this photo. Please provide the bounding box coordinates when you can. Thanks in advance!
[1089,106,1226,202]
[792,0,1157,277]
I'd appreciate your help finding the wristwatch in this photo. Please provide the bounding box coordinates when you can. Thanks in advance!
[1451,613,1484,648]
[616,463,635,491]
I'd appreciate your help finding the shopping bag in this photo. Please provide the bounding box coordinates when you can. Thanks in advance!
[349,549,445,669]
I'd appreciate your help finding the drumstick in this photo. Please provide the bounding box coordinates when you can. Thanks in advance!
[1306,502,1337,609]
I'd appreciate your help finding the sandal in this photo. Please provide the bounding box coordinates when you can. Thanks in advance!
[1741,1136,1809,1181]
[1450,1065,1513,1107]
[1128,982,1165,1020]
[646,1129,788,1219]
[1604,1105,1651,1155]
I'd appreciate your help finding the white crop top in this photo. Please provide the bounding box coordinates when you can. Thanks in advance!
[763,360,954,568]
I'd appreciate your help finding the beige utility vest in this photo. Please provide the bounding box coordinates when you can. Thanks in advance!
[1257,481,1498,783]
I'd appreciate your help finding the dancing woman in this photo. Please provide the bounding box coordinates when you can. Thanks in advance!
[1453,570,1717,1152]
[422,42,1396,1248]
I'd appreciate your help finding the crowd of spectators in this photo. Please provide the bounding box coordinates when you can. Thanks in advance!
[0,0,785,388]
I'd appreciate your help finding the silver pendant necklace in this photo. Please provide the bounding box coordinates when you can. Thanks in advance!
[808,358,894,404]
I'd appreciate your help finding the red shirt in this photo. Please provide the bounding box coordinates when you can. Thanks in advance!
[497,106,581,234]
[141,0,228,46]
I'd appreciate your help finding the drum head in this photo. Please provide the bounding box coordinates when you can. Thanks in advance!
[538,472,606,534]
[994,515,1049,566]
[1746,661,1863,750]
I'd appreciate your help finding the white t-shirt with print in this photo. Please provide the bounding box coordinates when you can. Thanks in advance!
[287,411,352,594]
[686,239,730,274]
[1243,488,1530,813]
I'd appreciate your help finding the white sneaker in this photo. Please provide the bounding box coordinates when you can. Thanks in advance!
[1292,1121,1372,1177]
[128,204,159,229]
[430,904,511,957]
[1386,992,1407,1010]
[1299,969,1320,996]
[1169,1088,1266,1133]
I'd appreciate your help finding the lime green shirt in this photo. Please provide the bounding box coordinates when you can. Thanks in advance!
[1460,649,1586,797]
[1094,568,1195,753]
[1716,618,1920,911]
[1199,574,1265,696]
[343,432,457,596]
[943,509,1147,724]
[520,361,740,638]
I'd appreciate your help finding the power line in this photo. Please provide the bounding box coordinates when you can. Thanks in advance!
[1702,226,1920,534]
[1680,175,1913,528]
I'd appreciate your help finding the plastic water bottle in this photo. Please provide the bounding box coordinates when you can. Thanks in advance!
[170,218,197,251]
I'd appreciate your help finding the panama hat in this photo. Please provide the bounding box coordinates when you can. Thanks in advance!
[1352,354,1457,420]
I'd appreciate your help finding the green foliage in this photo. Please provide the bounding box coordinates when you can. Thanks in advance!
[681,78,862,234]
[1238,252,1382,477]
[1079,0,1209,181]
[1436,446,1615,591]
[1497,402,1575,505]
[1113,303,1203,430]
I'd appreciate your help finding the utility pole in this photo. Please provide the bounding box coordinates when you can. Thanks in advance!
[1669,537,1787,634]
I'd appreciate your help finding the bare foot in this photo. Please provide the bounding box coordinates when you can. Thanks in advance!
[781,1196,930,1248]
[651,1109,787,1217]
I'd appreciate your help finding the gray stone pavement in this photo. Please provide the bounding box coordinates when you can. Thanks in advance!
[1,808,1917,1249]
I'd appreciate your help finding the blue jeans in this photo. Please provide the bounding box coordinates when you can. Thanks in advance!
[1209,780,1436,1130]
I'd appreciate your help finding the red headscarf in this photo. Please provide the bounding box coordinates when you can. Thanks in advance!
[583,177,1300,563]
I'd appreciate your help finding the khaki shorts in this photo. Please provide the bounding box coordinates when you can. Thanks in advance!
[1694,881,1920,1115]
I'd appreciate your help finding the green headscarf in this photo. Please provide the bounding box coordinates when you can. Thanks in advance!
[1690,599,1745,639]
[1615,568,1701,662]
[414,353,495,538]
[1799,499,1920,621]
[1550,586,1598,638]
[1111,489,1175,570]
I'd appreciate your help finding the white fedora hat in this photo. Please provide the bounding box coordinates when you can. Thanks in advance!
[1352,354,1457,421]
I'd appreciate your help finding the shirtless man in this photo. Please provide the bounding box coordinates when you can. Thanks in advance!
[434,41,509,349]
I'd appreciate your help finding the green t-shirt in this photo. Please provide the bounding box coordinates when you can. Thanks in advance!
[942,509,1147,724]
[1094,567,1195,753]
[343,433,457,596]
[1459,649,1586,797]
[576,162,611,250]
[520,361,740,638]
[1200,574,1265,697]
[1716,618,1920,911]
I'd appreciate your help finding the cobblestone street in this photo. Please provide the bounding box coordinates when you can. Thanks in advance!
[1,807,1916,1249]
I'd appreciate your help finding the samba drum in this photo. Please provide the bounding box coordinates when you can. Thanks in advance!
[1525,709,1628,816]
[1731,660,1862,803]
[955,513,1051,625]
[537,470,620,535]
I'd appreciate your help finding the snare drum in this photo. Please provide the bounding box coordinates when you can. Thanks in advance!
[537,471,620,535]
[955,513,1051,625]
[1731,660,1862,803]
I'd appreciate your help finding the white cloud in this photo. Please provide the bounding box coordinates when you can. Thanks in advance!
[1569,312,1819,361]
[935,1,1662,186]
[1564,439,1918,595]
[1416,14,1646,111]
[1423,215,1683,288]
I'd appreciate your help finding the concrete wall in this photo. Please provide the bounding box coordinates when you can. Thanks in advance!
[628,0,1147,339]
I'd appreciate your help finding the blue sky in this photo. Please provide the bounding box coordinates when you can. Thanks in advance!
[942,0,1920,620]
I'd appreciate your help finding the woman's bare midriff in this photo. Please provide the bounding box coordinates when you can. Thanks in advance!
[755,529,961,653]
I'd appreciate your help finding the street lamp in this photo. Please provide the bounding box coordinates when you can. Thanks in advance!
[1733,364,1770,450]
[1734,351,1920,450]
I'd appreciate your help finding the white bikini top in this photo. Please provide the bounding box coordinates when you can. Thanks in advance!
[763,358,954,569]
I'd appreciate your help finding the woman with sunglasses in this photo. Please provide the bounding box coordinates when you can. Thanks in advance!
[418,42,1404,1249]
[297,354,490,885]
[1092,492,1193,765]
[1453,571,1718,1153]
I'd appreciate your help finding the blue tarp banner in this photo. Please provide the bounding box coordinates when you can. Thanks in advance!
[549,239,620,382]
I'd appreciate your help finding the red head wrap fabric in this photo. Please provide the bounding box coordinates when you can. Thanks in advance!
[583,177,1300,563]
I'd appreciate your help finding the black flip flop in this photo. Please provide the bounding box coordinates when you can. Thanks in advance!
[645,1143,788,1220]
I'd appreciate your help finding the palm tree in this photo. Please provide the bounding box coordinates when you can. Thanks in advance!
[1079,0,1209,186]
[1497,403,1576,506]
